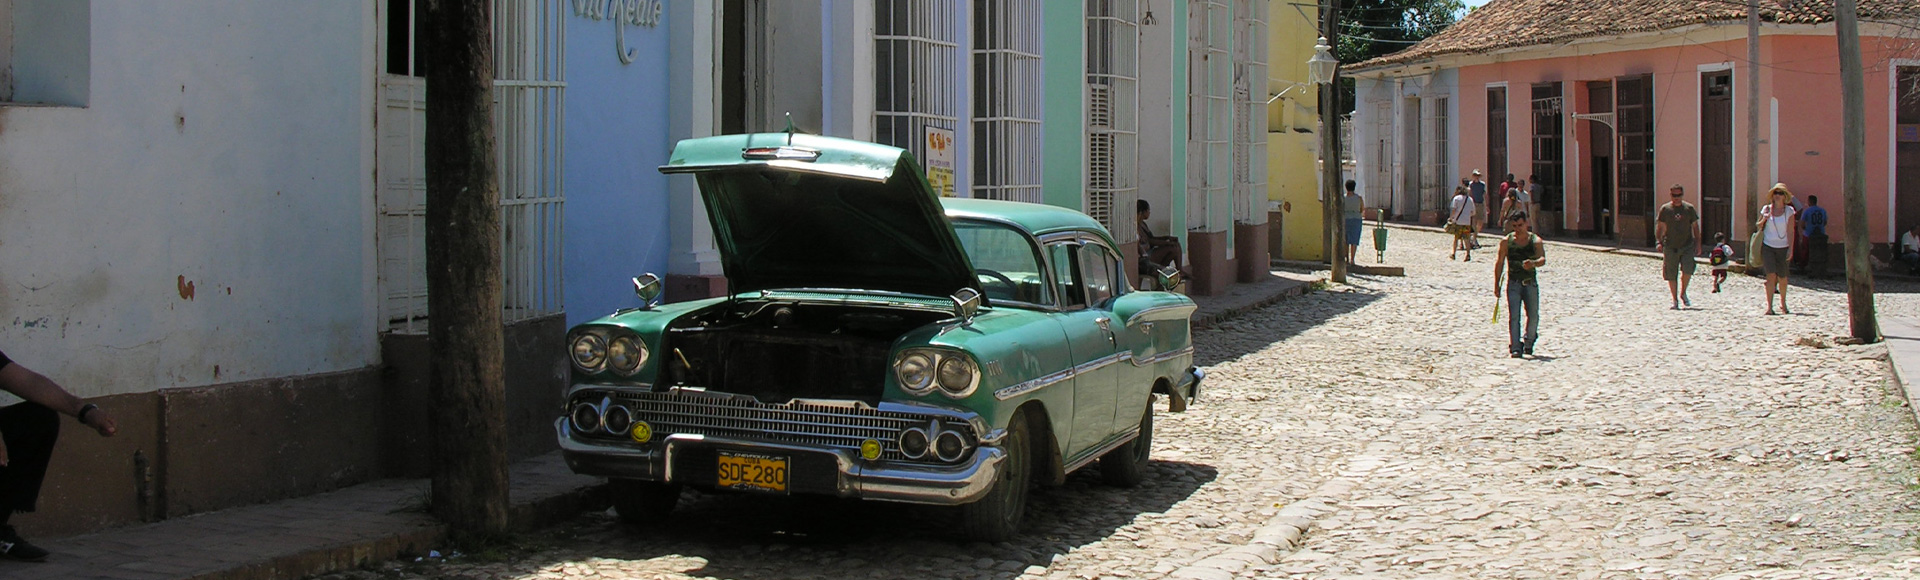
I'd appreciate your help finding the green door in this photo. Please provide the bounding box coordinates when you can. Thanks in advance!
[1048,241,1123,459]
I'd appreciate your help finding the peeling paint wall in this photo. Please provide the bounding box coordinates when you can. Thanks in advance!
[0,2,377,397]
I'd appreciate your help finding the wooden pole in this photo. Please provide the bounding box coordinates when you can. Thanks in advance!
[1323,0,1346,283]
[1835,0,1881,342]
[424,0,511,536]
[1745,0,1761,243]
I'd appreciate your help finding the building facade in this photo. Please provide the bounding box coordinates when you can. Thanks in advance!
[1350,0,1920,251]
[0,0,686,536]
[660,0,1275,297]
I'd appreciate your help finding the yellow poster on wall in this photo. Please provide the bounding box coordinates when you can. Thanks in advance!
[925,127,956,197]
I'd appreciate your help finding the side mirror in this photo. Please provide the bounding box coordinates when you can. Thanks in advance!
[632,273,663,307]
[950,287,982,323]
[1154,267,1183,292]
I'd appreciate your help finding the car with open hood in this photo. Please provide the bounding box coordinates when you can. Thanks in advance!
[556,132,1201,541]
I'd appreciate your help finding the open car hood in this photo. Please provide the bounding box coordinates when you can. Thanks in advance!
[660,133,981,299]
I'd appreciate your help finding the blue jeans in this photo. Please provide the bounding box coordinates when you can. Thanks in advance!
[1506,280,1540,353]
[1901,251,1920,273]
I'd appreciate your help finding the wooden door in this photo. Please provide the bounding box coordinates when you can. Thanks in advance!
[1530,82,1565,231]
[1898,67,1920,240]
[1587,81,1614,237]
[1488,86,1508,186]
[1701,71,1734,243]
[1617,74,1656,246]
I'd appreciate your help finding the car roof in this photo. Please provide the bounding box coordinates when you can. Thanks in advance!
[941,198,1111,237]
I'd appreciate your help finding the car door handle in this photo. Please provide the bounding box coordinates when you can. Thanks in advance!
[1094,317,1111,332]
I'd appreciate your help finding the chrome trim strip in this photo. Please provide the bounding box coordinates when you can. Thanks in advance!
[1123,303,1199,326]
[1133,345,1195,367]
[1074,351,1131,374]
[992,367,1074,400]
[1061,424,1142,474]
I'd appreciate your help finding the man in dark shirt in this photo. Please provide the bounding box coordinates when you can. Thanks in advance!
[1654,184,1703,309]
[1136,200,1186,278]
[1796,195,1829,276]
[0,349,118,561]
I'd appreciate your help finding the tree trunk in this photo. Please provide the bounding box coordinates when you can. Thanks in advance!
[1835,0,1882,343]
[424,0,511,535]
[1324,0,1346,283]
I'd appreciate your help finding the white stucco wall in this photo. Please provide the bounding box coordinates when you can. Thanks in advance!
[0,2,378,397]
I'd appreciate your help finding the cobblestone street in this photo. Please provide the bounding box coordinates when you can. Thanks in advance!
[325,229,1920,580]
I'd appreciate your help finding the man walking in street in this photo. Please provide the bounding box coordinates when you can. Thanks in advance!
[1654,184,1702,309]
[1471,172,1493,247]
[1796,194,1829,277]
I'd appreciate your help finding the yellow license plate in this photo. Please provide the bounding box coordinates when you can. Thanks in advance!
[717,451,788,493]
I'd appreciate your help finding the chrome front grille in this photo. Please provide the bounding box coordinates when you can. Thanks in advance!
[587,390,973,464]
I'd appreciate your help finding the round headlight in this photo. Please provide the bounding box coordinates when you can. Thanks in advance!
[899,428,930,459]
[934,430,969,462]
[571,333,608,373]
[896,352,936,394]
[603,405,633,435]
[569,402,602,434]
[935,355,978,398]
[607,336,647,376]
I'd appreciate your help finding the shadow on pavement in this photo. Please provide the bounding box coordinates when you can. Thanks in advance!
[1194,278,1385,367]
[502,459,1219,579]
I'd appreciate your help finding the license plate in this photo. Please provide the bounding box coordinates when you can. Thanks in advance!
[717,451,788,493]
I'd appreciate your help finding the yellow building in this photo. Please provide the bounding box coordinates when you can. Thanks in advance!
[1266,0,1325,261]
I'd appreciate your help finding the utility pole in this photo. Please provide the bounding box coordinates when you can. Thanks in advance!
[1835,0,1881,342]
[1322,0,1347,283]
[1745,0,1760,244]
[425,0,511,536]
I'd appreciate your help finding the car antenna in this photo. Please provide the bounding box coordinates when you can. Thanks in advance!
[784,112,796,146]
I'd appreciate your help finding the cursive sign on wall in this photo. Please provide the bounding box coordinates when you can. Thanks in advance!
[572,0,663,65]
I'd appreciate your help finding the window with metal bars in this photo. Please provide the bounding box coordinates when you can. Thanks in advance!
[874,0,960,167]
[1424,97,1450,213]
[971,0,1043,202]
[1231,0,1268,225]
[1086,0,1138,240]
[376,0,566,333]
[1187,0,1232,230]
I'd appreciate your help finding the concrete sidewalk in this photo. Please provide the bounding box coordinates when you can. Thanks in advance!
[0,272,1321,580]
[0,453,603,580]
[1885,318,1920,430]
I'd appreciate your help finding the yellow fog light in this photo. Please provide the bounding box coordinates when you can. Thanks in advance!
[860,439,882,460]
[630,421,652,443]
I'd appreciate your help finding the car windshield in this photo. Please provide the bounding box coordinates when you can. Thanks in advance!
[952,220,1051,308]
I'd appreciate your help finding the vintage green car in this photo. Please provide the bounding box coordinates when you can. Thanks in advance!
[556,133,1200,541]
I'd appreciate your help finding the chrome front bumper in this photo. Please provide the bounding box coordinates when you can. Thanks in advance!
[557,419,1006,505]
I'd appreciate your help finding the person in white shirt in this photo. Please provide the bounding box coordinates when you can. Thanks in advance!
[1756,184,1797,315]
[1449,186,1477,261]
[1900,223,1920,275]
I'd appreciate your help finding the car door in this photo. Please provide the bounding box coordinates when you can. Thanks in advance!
[1047,241,1123,460]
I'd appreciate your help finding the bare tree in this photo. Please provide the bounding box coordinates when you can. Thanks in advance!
[424,0,510,535]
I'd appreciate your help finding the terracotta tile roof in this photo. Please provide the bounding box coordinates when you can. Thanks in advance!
[1351,0,1920,71]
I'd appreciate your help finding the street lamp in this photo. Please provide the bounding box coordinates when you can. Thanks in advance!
[1311,34,1346,282]
[1308,37,1338,85]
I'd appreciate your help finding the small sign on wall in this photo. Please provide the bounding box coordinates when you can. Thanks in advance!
[926,127,956,197]
[1900,124,1920,143]
[573,0,663,65]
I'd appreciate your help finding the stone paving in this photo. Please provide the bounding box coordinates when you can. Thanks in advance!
[314,228,1920,580]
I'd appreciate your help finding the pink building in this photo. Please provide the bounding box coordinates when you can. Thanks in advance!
[1348,0,1920,254]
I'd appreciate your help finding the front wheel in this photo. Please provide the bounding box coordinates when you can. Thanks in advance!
[608,478,681,524]
[1100,404,1153,487]
[956,411,1032,542]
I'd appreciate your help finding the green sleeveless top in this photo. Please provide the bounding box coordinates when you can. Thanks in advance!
[1507,233,1541,284]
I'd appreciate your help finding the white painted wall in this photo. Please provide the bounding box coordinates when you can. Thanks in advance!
[0,2,378,397]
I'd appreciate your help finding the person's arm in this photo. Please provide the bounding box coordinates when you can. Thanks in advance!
[1493,239,1508,295]
[1693,217,1703,257]
[1654,213,1667,248]
[1530,238,1546,269]
[0,363,118,466]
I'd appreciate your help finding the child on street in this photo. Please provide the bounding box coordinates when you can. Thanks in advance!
[1709,232,1733,293]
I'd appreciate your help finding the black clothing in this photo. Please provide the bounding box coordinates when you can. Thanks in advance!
[0,349,58,514]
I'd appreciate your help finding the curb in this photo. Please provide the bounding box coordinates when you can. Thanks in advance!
[1881,318,1920,431]
[186,480,608,580]
[1190,277,1324,331]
